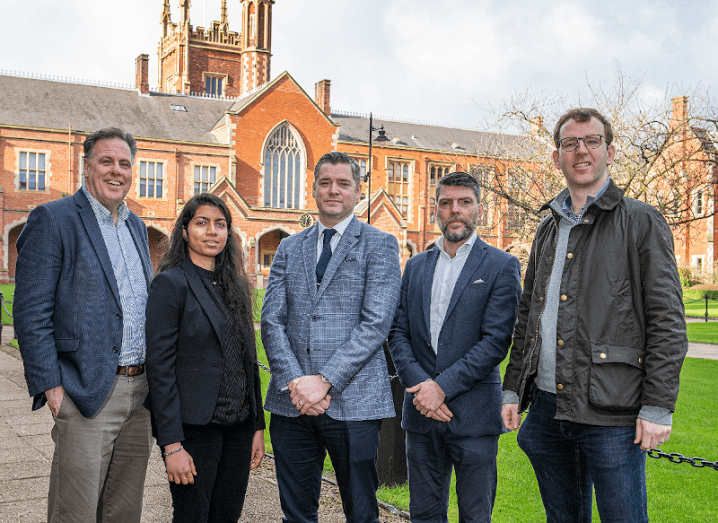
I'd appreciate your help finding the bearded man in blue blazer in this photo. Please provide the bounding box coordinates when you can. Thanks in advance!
[14,128,154,523]
[389,172,522,523]
[262,152,402,523]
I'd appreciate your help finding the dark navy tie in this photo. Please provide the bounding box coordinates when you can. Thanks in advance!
[316,228,337,285]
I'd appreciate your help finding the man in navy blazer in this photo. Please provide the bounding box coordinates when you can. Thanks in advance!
[262,152,402,523]
[14,128,154,523]
[389,172,522,523]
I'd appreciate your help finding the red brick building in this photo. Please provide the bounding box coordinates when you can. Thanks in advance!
[0,0,535,284]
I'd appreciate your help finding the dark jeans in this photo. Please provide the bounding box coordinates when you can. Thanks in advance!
[270,413,382,523]
[406,426,498,523]
[168,420,255,523]
[517,388,648,523]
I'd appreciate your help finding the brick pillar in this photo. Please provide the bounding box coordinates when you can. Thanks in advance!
[135,54,150,95]
[315,79,331,116]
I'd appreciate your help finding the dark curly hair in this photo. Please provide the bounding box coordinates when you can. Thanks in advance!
[158,193,254,328]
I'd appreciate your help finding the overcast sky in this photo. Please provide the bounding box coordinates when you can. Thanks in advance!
[1,0,716,130]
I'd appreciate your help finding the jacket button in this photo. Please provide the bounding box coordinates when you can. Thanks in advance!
[600,353,607,359]
[567,253,573,259]
[539,296,544,301]
[557,340,564,346]
[113,346,119,353]
[312,316,318,321]
[557,384,564,390]
[638,357,643,364]
[116,314,122,320]
[560,295,567,301]
[306,348,310,354]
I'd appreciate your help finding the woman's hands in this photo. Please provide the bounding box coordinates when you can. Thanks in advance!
[163,442,197,484]
[250,430,266,470]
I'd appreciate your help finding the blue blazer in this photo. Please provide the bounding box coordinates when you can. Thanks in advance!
[261,216,402,421]
[389,238,522,437]
[145,257,265,447]
[14,190,152,417]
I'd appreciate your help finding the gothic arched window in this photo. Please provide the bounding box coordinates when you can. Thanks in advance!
[263,123,305,209]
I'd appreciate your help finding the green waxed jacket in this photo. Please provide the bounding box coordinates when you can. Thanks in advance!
[503,180,688,426]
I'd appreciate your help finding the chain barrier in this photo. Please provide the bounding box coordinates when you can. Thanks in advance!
[0,293,12,319]
[647,449,718,470]
[684,292,718,322]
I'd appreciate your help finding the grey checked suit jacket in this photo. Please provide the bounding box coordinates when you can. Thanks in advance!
[261,216,402,421]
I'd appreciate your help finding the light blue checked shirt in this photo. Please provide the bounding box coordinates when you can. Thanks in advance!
[82,186,147,366]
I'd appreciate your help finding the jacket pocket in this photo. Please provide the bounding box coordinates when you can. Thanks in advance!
[588,344,645,411]
[54,338,80,352]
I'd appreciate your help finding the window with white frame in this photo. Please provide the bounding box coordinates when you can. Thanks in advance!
[428,164,452,223]
[19,151,47,191]
[263,124,305,209]
[138,160,164,198]
[194,165,217,194]
[471,165,495,227]
[692,255,704,269]
[387,160,411,218]
[694,189,704,216]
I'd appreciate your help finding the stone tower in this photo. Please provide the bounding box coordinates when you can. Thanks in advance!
[157,0,274,98]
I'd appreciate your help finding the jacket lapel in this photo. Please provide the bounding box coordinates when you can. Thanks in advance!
[422,247,440,333]
[302,225,319,300]
[75,191,122,309]
[442,239,486,326]
[181,258,224,343]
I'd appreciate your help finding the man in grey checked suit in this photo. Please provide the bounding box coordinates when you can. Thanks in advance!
[262,151,402,523]
[14,128,153,523]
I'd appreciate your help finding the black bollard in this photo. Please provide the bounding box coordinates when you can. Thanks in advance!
[377,340,408,487]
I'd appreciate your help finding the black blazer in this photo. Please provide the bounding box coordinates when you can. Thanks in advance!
[145,257,265,447]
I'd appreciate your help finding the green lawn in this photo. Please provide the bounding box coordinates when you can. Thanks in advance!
[0,283,14,325]
[686,321,718,344]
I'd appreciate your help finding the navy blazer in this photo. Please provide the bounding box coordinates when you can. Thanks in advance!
[14,190,153,417]
[389,237,522,437]
[145,257,265,447]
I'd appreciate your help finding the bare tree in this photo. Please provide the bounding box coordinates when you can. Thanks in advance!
[472,67,718,244]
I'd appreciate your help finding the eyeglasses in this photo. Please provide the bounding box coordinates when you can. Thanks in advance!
[557,135,605,152]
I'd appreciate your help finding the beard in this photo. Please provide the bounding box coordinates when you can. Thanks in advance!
[437,210,479,243]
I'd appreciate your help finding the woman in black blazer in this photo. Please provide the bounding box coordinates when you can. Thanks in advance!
[146,193,265,523]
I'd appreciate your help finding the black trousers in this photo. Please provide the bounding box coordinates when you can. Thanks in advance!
[169,419,255,523]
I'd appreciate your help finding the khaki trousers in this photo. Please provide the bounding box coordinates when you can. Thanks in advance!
[48,373,152,523]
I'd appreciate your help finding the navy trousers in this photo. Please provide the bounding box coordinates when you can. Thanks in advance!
[406,425,499,523]
[270,413,383,523]
[168,420,255,523]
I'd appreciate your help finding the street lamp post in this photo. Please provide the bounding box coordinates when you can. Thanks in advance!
[365,112,389,224]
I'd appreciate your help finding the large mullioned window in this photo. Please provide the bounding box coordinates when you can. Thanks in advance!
[263,124,304,209]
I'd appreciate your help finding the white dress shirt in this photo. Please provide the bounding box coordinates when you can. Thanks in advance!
[316,214,354,263]
[429,232,477,354]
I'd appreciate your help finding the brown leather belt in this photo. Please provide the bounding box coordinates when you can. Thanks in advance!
[116,364,145,376]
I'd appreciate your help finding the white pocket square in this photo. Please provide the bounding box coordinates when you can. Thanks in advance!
[473,279,485,284]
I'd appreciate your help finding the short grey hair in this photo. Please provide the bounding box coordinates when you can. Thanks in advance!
[314,152,360,188]
[83,127,137,163]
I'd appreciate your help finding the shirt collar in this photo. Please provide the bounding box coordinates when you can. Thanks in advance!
[82,185,130,224]
[561,178,611,222]
[437,231,477,257]
[317,213,354,238]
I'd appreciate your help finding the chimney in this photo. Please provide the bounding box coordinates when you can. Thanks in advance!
[670,95,689,132]
[530,115,544,136]
[135,54,150,95]
[315,79,331,116]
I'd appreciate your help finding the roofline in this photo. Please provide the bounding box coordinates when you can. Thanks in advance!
[228,71,338,127]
